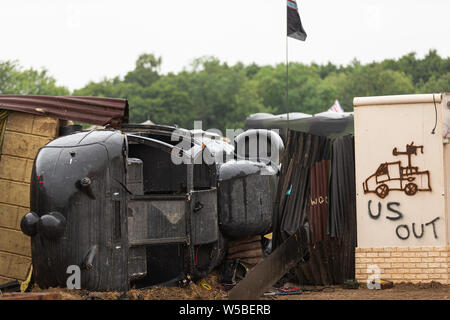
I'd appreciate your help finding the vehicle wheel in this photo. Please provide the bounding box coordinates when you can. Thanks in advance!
[375,184,389,199]
[404,183,418,196]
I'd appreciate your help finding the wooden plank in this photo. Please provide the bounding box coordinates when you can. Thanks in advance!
[32,116,59,138]
[0,112,58,286]
[0,275,16,285]
[0,155,29,183]
[0,203,26,230]
[0,252,31,280]
[5,112,34,134]
[0,179,30,207]
[15,206,29,230]
[6,112,60,138]
[2,131,51,160]
[0,293,61,300]
[0,228,31,256]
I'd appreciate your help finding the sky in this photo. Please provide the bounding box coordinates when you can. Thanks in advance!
[0,0,449,91]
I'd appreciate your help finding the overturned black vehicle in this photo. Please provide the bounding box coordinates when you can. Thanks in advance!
[20,125,284,291]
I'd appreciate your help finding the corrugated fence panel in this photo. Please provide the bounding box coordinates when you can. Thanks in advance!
[272,131,356,285]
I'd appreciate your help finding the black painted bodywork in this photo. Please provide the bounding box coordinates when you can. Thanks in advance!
[22,127,280,291]
[29,131,129,291]
[23,130,224,290]
[218,160,277,239]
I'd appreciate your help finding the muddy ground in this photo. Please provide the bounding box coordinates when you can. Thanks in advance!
[270,281,450,300]
[30,271,449,300]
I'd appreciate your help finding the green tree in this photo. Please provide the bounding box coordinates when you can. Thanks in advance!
[124,53,162,87]
[71,50,449,130]
[419,73,450,93]
[0,60,69,95]
[336,65,416,109]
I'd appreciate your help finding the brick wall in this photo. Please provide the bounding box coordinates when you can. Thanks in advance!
[355,246,450,285]
[0,111,60,285]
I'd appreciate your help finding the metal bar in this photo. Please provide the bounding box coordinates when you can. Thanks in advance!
[129,237,188,246]
[131,194,187,201]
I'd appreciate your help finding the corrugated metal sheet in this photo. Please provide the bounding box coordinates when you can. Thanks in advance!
[328,135,357,282]
[272,131,331,246]
[0,95,129,128]
[272,131,356,286]
[297,240,343,285]
[309,160,330,243]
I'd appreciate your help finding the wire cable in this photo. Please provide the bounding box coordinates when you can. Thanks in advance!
[431,94,437,135]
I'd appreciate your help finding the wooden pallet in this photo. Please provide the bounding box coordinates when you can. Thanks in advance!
[0,292,61,300]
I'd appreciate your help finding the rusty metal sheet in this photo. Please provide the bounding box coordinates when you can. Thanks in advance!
[308,160,330,243]
[0,95,128,128]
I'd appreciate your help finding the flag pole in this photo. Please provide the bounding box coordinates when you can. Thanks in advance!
[286,0,306,132]
[286,29,289,130]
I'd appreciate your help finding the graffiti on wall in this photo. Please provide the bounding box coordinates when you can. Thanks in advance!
[363,142,431,199]
[363,142,441,241]
[367,200,440,241]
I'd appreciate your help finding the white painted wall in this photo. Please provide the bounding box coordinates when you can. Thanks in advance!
[354,94,449,247]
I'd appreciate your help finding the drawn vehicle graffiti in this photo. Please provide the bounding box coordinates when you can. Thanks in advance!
[363,142,431,199]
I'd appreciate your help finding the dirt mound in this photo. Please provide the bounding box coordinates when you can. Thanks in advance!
[31,272,229,300]
[394,281,447,290]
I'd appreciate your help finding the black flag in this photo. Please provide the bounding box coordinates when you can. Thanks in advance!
[287,0,307,41]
